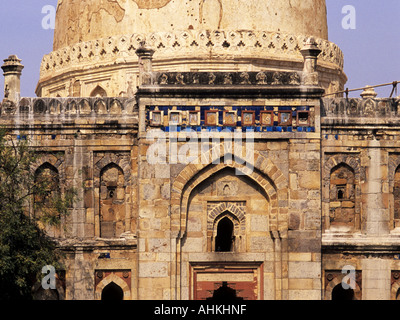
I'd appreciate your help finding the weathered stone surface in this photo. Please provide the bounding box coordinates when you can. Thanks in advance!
[5,0,399,302]
[289,261,321,279]
[139,262,168,278]
[53,0,328,50]
[298,171,320,190]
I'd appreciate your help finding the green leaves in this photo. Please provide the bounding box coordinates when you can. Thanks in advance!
[0,129,76,299]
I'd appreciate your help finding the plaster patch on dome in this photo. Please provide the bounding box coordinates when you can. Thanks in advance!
[92,0,126,22]
[199,0,223,29]
[55,0,126,50]
[133,0,173,9]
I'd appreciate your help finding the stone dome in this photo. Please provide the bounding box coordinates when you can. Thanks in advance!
[53,0,328,51]
[36,0,346,97]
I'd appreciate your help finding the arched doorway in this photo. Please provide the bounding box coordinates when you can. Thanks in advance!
[332,283,354,300]
[101,282,124,301]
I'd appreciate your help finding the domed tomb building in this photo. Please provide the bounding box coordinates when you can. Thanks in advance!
[36,0,346,97]
[2,0,400,301]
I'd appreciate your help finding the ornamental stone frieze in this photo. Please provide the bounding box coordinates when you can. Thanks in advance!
[36,30,346,98]
[39,30,344,79]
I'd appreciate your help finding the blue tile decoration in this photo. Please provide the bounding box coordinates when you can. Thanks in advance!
[159,106,170,113]
[296,106,308,111]
[243,127,255,132]
[147,105,314,133]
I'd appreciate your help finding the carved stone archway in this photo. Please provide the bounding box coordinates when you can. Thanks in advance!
[94,273,131,300]
[170,145,288,300]
[171,145,287,239]
[207,202,246,252]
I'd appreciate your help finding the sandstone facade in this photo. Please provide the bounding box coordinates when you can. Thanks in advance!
[2,0,399,301]
[36,0,346,99]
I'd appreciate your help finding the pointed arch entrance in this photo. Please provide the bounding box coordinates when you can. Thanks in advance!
[101,282,124,300]
[170,147,288,300]
[94,272,131,300]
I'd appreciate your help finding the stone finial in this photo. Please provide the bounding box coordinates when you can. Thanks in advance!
[360,85,378,99]
[136,42,155,86]
[1,55,24,103]
[300,38,321,86]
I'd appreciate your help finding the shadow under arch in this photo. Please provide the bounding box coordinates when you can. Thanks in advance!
[101,282,124,301]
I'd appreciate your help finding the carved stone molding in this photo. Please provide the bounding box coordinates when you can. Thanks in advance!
[153,71,302,86]
[39,30,344,79]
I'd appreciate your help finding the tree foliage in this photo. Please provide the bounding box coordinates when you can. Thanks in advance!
[0,129,77,300]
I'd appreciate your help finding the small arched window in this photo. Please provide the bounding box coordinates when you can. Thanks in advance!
[215,217,234,252]
[337,185,346,200]
[90,85,107,97]
[329,163,356,230]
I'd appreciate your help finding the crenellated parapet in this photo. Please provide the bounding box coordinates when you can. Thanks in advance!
[322,97,400,125]
[0,97,138,118]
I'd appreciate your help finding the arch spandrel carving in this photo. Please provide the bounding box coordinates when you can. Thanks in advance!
[171,146,288,238]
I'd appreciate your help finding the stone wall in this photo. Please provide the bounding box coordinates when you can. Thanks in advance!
[321,96,400,300]
[5,63,400,300]
[135,78,323,299]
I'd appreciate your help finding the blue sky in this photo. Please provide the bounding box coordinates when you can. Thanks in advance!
[0,0,399,98]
